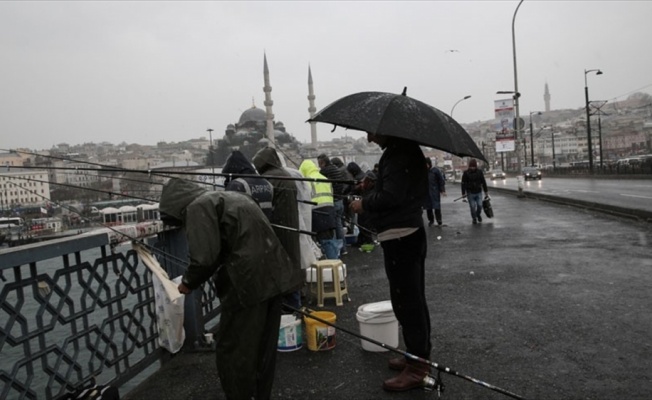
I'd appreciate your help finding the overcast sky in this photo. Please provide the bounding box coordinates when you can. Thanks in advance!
[2,1,651,151]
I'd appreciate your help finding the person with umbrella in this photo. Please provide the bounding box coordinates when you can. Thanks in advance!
[349,132,431,392]
[309,88,487,392]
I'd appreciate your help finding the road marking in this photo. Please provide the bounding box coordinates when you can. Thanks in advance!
[620,194,652,200]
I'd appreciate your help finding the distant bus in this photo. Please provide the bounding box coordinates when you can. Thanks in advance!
[0,217,25,229]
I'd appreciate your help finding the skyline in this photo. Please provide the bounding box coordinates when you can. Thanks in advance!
[2,1,652,150]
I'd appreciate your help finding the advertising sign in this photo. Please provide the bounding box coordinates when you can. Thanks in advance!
[494,99,515,152]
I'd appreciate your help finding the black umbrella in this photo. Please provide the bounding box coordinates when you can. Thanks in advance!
[308,88,487,162]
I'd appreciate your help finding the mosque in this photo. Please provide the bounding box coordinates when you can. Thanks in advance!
[213,54,318,166]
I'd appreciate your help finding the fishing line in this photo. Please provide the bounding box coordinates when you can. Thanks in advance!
[3,179,189,269]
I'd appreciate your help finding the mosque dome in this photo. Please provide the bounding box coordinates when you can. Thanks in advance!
[238,106,267,125]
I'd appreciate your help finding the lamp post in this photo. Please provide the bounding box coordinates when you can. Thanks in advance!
[529,111,542,166]
[512,0,524,173]
[584,68,603,173]
[207,128,215,186]
[450,95,471,117]
[598,113,603,169]
[551,128,556,170]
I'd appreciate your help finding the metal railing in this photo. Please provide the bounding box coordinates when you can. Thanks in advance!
[0,224,219,399]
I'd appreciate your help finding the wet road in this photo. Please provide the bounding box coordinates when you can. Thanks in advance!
[126,188,652,400]
[487,176,652,214]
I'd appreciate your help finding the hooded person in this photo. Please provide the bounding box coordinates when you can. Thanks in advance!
[222,150,274,220]
[299,159,339,260]
[461,158,488,224]
[252,147,303,309]
[159,177,302,400]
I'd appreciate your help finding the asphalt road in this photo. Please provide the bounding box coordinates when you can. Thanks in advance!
[486,176,652,214]
[125,188,652,400]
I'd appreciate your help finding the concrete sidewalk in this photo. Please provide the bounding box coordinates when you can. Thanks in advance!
[124,190,652,400]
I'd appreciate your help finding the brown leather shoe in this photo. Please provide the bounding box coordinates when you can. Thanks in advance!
[382,360,432,392]
[388,356,407,371]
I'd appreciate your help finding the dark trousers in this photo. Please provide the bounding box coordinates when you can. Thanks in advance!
[381,227,431,359]
[426,209,442,224]
[215,295,283,400]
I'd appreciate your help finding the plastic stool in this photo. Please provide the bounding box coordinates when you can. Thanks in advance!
[310,259,350,307]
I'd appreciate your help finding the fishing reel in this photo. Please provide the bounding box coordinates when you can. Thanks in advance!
[423,371,445,398]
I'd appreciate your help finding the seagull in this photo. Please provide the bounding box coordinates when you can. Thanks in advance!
[445,49,460,53]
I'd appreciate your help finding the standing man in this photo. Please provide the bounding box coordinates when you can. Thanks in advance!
[299,159,339,260]
[349,133,431,392]
[159,178,301,400]
[252,147,304,309]
[317,154,348,256]
[424,157,446,226]
[461,159,488,224]
[222,150,274,220]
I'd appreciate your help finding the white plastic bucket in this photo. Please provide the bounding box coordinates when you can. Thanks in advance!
[356,300,399,352]
[278,314,303,352]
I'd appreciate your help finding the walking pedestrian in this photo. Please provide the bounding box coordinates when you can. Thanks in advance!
[461,158,488,224]
[424,157,446,226]
[349,133,432,392]
[160,178,301,400]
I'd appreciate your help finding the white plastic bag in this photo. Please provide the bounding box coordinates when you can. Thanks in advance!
[133,243,186,353]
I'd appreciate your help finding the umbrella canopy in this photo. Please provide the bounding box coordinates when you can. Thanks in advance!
[308,89,487,162]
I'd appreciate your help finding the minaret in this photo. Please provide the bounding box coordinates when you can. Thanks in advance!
[544,82,551,112]
[263,53,275,145]
[307,65,318,146]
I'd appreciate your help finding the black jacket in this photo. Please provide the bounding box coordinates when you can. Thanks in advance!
[222,151,274,220]
[461,169,488,195]
[361,138,427,233]
[319,164,349,197]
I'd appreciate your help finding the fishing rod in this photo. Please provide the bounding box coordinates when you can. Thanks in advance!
[3,149,226,189]
[285,304,529,400]
[3,180,189,269]
[7,174,316,237]
[453,194,468,202]
[7,160,356,185]
[7,175,160,203]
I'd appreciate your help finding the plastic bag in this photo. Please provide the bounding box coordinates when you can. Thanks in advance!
[133,243,186,353]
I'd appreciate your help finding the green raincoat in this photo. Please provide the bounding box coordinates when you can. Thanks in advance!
[159,178,300,311]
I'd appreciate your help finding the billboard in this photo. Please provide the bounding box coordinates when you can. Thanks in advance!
[494,99,515,152]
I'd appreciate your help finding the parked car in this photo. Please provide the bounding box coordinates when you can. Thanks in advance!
[522,166,542,181]
[489,169,506,180]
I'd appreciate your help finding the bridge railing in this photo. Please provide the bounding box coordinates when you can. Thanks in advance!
[0,222,219,400]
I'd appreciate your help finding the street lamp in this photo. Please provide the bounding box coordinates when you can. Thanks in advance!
[512,0,524,173]
[207,128,215,186]
[450,95,471,117]
[584,68,603,173]
[529,111,542,166]
[551,128,556,170]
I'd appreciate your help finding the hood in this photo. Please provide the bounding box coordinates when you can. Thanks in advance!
[347,162,362,176]
[159,178,208,221]
[299,159,320,177]
[252,147,283,174]
[222,151,256,175]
